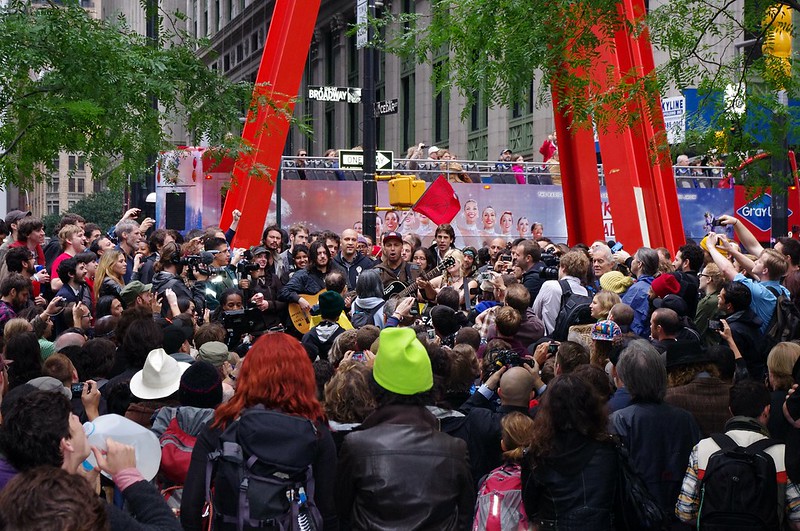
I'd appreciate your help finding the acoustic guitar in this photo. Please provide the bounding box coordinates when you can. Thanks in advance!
[288,290,355,335]
[382,256,456,299]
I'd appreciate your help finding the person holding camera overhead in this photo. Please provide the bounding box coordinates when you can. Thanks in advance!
[238,245,287,332]
[532,251,591,336]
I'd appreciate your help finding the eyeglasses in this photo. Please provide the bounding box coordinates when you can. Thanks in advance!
[698,273,709,278]
[298,152,307,157]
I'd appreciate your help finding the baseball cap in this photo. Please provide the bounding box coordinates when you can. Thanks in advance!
[382,231,403,244]
[5,210,31,226]
[120,281,153,308]
[428,146,440,156]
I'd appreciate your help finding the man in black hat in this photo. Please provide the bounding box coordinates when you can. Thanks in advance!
[664,340,731,437]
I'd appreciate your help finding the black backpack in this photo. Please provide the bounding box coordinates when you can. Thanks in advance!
[763,286,800,350]
[551,280,593,341]
[351,301,385,328]
[697,433,780,531]
[205,405,323,531]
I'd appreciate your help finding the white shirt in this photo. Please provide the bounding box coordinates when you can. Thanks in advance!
[532,275,588,335]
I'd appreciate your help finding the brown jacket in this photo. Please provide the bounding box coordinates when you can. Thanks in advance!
[665,376,732,438]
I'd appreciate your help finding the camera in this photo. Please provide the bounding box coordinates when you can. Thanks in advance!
[547,342,559,355]
[222,308,264,349]
[352,351,367,362]
[476,266,494,284]
[488,349,526,375]
[236,260,260,276]
[540,253,560,280]
[426,328,436,341]
[710,218,725,227]
[708,319,723,331]
[71,382,90,397]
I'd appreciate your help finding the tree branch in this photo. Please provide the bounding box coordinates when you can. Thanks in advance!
[0,123,32,159]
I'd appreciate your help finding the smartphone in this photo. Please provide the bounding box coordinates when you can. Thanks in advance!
[351,351,366,362]
[70,382,90,397]
[426,329,436,340]
[547,342,559,355]
[500,254,512,262]
[708,320,723,331]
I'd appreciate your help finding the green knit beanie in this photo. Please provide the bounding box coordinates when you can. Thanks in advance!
[373,328,433,395]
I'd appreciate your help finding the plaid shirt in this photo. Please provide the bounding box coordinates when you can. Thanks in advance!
[676,429,800,524]
[0,300,17,332]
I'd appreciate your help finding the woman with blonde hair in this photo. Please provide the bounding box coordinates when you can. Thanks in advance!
[420,249,478,309]
[95,249,126,301]
[767,342,800,441]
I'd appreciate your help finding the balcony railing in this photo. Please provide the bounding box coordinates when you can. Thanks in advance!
[278,157,727,189]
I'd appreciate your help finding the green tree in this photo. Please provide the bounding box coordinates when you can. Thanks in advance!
[0,0,282,189]
[41,189,124,235]
[380,0,800,184]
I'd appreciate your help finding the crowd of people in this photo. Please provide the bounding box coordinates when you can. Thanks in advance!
[0,204,800,530]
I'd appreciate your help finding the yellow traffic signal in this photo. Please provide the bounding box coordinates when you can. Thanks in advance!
[763,5,792,82]
[388,175,425,207]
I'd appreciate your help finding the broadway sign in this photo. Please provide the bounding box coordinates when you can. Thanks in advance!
[307,86,362,104]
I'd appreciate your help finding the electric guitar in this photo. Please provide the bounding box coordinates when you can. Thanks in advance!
[382,256,456,299]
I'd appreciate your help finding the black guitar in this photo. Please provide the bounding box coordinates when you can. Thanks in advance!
[382,256,456,299]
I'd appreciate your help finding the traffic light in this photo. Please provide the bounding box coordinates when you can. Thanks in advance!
[762,5,792,83]
[387,175,425,208]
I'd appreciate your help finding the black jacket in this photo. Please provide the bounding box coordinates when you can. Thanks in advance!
[522,263,546,306]
[151,271,206,315]
[724,308,766,379]
[675,270,700,318]
[522,432,618,531]
[278,266,341,303]
[336,404,474,530]
[458,391,531,486]
[332,252,374,291]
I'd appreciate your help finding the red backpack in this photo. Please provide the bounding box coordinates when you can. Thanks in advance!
[473,462,531,531]
[158,416,198,485]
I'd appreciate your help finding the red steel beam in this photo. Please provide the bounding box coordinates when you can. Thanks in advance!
[220,0,321,247]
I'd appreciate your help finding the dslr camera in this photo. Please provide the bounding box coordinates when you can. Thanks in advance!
[487,349,526,375]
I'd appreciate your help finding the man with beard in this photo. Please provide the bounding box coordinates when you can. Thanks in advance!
[279,240,342,314]
[55,257,94,334]
[0,273,31,332]
[375,232,417,291]
[429,224,456,267]
[261,225,286,279]
[334,229,374,291]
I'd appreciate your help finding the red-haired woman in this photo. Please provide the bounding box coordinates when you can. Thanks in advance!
[180,333,338,531]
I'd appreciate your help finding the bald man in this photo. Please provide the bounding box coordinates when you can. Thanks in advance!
[333,228,374,291]
[458,365,535,486]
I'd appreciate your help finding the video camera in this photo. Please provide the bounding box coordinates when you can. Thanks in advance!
[221,307,265,349]
[540,252,560,280]
[177,251,226,278]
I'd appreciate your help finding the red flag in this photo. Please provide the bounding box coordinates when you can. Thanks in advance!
[412,176,461,225]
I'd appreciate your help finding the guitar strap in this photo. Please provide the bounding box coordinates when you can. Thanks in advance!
[463,277,471,312]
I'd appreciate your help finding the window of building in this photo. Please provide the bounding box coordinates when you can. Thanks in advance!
[224,53,231,72]
[77,177,85,194]
[325,108,335,152]
[68,156,76,171]
[48,176,59,193]
[47,199,59,215]
[51,157,59,170]
[402,73,415,150]
[325,31,335,85]
[77,156,85,171]
[69,177,75,193]
[432,59,449,145]
[236,43,244,63]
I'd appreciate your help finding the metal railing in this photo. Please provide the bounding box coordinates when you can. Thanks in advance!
[279,157,727,188]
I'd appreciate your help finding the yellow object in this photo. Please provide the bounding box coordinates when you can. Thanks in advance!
[388,175,426,207]
[763,5,793,82]
[699,235,730,258]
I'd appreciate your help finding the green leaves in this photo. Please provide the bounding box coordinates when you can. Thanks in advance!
[0,0,259,189]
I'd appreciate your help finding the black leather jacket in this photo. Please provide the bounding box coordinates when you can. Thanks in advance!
[336,405,474,530]
[522,432,618,531]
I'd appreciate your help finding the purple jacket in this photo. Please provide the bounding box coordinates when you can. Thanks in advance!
[0,456,17,490]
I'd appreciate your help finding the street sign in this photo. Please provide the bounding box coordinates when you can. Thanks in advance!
[374,98,399,117]
[356,0,368,49]
[339,150,394,171]
[307,86,361,103]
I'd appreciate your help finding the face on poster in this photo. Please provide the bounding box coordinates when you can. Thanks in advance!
[267,182,569,248]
